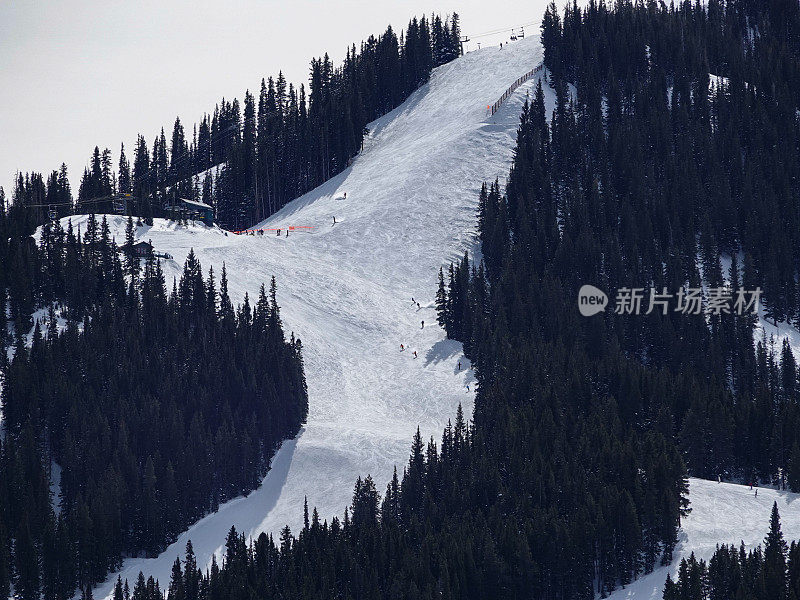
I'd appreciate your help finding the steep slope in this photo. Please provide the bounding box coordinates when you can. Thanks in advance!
[86,36,548,598]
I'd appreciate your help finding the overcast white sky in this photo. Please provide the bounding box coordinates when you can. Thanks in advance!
[0,0,547,198]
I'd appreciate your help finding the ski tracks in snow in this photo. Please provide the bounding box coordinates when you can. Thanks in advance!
[608,479,800,599]
[85,36,545,597]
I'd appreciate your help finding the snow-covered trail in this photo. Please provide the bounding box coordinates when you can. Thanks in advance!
[85,36,547,597]
[607,478,800,599]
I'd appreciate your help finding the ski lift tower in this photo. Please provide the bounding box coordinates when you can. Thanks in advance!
[460,35,470,55]
[112,194,130,214]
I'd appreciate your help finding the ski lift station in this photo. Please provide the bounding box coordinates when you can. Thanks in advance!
[179,198,214,226]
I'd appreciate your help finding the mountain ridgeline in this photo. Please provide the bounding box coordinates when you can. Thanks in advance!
[102,2,800,600]
[2,2,800,600]
[0,12,458,600]
[10,13,463,231]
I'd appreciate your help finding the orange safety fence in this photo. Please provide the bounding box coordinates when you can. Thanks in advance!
[233,225,315,235]
[488,63,544,116]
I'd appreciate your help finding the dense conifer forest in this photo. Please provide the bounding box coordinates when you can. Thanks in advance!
[663,502,800,600]
[0,13,462,600]
[109,501,800,600]
[9,13,462,230]
[95,2,799,600]
[444,0,800,486]
[0,209,308,598]
[4,2,800,600]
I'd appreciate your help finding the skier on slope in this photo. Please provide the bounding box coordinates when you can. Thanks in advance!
[421,320,424,329]
[400,344,405,351]
[333,216,336,225]
[413,351,417,358]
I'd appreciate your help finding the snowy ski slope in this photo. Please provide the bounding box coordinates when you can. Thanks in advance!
[41,32,800,600]
[608,478,800,599]
[81,35,548,597]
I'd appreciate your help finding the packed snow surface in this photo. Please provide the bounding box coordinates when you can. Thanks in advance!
[607,478,800,599]
[75,35,547,597]
[37,33,800,600]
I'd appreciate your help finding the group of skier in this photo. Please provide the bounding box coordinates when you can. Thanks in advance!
[715,475,762,497]
[399,343,417,359]
[399,298,422,359]
[399,298,468,392]
[239,228,290,237]
[236,191,348,237]
[331,191,347,225]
